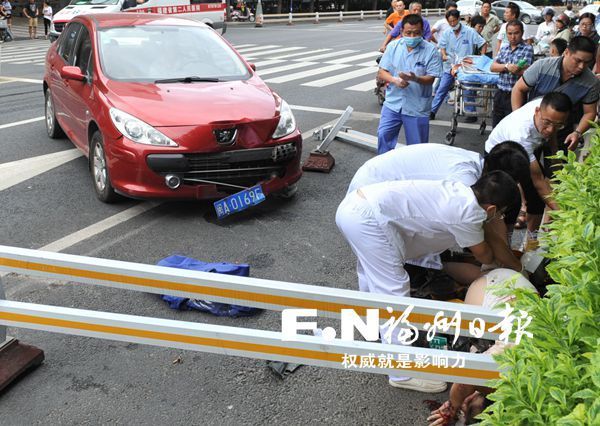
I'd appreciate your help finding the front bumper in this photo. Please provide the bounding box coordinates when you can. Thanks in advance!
[105,135,303,200]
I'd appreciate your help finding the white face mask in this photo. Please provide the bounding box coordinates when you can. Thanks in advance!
[451,23,461,31]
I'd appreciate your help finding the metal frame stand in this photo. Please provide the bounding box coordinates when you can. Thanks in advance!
[0,275,44,393]
[302,106,353,173]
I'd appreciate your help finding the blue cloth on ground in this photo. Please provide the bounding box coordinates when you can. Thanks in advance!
[457,55,499,85]
[157,254,260,317]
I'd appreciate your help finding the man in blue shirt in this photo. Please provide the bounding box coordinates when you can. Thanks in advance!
[377,14,442,154]
[429,9,486,121]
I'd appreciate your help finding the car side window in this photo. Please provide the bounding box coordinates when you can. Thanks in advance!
[58,23,82,65]
[74,27,93,78]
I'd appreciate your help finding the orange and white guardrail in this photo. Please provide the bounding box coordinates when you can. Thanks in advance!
[0,245,503,386]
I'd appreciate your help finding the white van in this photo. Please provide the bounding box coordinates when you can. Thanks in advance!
[49,0,226,41]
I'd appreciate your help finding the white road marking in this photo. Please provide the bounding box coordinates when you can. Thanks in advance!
[0,116,45,129]
[302,66,377,87]
[325,51,380,64]
[39,202,161,253]
[244,46,306,58]
[292,49,356,61]
[231,43,257,49]
[235,45,281,53]
[356,59,379,67]
[257,61,317,76]
[269,48,332,59]
[0,149,83,192]
[251,59,286,68]
[345,80,376,91]
[265,64,350,83]
[8,61,45,66]
[1,54,47,62]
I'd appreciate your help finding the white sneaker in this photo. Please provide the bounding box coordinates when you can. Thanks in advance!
[388,377,447,393]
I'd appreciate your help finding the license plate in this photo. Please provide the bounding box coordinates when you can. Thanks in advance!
[213,185,266,219]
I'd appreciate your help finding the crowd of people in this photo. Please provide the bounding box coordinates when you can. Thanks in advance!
[0,0,53,41]
[336,2,599,423]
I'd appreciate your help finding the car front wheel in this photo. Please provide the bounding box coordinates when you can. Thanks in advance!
[90,131,119,203]
[521,14,531,24]
[45,89,65,139]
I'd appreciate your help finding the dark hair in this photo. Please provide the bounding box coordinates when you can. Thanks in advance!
[471,171,519,212]
[506,2,520,19]
[445,1,457,10]
[481,0,492,5]
[446,8,460,19]
[484,141,530,183]
[578,12,596,24]
[550,38,568,56]
[402,13,424,28]
[540,92,572,113]
[567,36,597,56]
[505,19,524,33]
[470,15,486,27]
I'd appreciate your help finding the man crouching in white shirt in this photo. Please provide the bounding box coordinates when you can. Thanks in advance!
[335,171,519,393]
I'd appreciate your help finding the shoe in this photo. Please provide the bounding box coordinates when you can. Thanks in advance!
[388,377,447,393]
[430,112,436,120]
[464,116,477,123]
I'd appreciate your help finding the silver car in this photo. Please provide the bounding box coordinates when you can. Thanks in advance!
[491,0,543,24]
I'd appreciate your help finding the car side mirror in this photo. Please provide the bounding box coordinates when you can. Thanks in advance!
[61,65,86,82]
[248,62,256,71]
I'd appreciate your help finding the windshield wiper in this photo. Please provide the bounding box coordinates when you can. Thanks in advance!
[154,76,221,84]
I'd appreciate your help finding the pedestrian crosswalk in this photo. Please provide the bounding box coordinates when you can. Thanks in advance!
[0,39,50,66]
[0,41,379,92]
[235,44,378,92]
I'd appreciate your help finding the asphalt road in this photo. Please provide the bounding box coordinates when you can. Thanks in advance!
[0,19,526,425]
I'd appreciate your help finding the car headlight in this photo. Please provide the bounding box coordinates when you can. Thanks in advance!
[271,100,296,139]
[109,107,178,147]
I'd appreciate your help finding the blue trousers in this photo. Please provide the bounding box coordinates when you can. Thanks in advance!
[431,72,476,115]
[377,105,429,155]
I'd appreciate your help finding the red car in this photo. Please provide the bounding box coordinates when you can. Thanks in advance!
[44,13,302,205]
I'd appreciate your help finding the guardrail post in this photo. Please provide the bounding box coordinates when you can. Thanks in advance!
[288,12,293,25]
[255,0,264,27]
[424,8,428,16]
[315,11,319,24]
[359,10,364,20]
[0,274,45,392]
[338,10,343,22]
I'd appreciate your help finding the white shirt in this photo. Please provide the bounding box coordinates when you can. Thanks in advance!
[496,22,508,48]
[43,5,52,19]
[432,18,450,39]
[347,144,484,194]
[360,180,487,262]
[535,21,556,45]
[485,98,544,162]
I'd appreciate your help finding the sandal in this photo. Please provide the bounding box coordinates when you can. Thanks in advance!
[514,210,527,229]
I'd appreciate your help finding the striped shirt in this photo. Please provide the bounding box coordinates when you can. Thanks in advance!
[494,42,534,92]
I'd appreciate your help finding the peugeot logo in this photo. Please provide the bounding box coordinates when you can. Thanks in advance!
[213,128,237,146]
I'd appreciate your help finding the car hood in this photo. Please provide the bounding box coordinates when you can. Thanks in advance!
[104,78,280,127]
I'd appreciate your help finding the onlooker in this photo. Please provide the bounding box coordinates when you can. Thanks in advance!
[42,0,52,40]
[430,9,486,121]
[23,0,39,40]
[486,93,571,233]
[381,1,432,51]
[512,36,599,151]
[1,0,11,33]
[490,20,533,127]
[430,1,457,44]
[478,0,501,59]
[495,2,520,53]
[535,7,556,55]
[575,12,599,45]
[553,13,573,43]
[549,38,567,57]
[470,15,487,55]
[376,14,442,153]
[564,1,577,19]
[384,0,407,32]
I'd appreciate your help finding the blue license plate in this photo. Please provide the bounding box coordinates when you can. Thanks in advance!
[213,185,266,219]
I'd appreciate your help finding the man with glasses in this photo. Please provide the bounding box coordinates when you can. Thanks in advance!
[485,92,572,233]
[511,36,599,152]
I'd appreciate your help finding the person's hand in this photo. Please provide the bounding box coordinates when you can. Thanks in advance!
[462,57,474,65]
[379,45,386,53]
[441,54,448,62]
[564,132,581,151]
[506,64,519,74]
[398,71,416,82]
[393,77,409,88]
[427,401,457,426]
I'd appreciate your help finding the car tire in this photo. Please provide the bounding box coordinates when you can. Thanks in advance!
[45,89,65,139]
[90,130,119,203]
[521,14,531,24]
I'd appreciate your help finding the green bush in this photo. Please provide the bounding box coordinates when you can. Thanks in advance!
[479,129,600,425]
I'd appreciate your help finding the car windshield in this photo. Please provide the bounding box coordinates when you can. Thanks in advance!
[98,25,250,82]
[515,2,536,10]
[70,0,120,5]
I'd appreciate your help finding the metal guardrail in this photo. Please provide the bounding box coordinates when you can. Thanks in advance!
[253,8,445,24]
[0,245,503,386]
